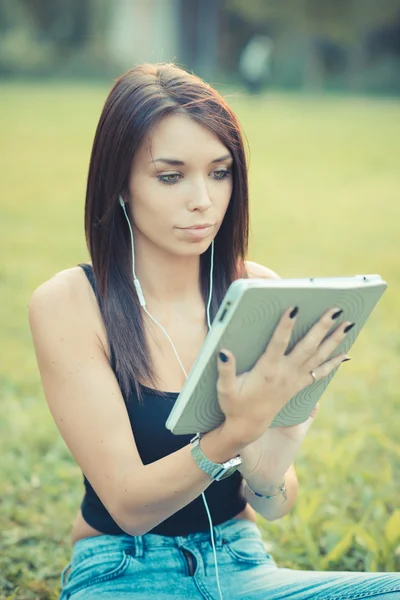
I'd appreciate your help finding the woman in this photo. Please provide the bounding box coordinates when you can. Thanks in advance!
[29,63,400,600]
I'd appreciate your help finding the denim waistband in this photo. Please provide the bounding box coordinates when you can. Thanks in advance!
[71,517,262,561]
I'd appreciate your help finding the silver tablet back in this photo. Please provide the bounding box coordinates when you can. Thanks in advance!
[166,275,387,435]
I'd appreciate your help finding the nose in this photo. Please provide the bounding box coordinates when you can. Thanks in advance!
[187,179,213,212]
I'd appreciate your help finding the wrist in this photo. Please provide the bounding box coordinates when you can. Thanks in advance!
[216,418,260,453]
[241,466,292,497]
[190,431,242,481]
[243,462,297,497]
[222,415,275,449]
[245,477,285,497]
[199,424,245,464]
[244,478,288,505]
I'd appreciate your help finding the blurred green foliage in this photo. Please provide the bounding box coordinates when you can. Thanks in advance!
[0,83,399,599]
[1,0,400,91]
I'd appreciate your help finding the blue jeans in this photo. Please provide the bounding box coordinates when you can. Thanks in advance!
[59,518,400,599]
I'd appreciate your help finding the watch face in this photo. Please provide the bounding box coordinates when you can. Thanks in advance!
[218,466,238,480]
[217,456,242,480]
[229,456,242,469]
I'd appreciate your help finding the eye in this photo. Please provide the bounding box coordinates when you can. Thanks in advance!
[158,173,181,185]
[157,168,232,186]
[213,169,231,181]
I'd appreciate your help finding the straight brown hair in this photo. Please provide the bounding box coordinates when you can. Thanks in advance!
[84,63,249,401]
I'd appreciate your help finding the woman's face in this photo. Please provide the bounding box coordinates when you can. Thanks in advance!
[127,113,233,257]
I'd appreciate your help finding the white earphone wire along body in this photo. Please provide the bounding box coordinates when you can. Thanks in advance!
[119,196,223,599]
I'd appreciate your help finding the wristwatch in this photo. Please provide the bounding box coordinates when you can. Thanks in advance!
[190,433,242,481]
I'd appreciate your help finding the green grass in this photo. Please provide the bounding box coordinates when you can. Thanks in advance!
[1,83,399,599]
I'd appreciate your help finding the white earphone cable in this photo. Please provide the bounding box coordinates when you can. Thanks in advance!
[206,238,214,330]
[143,305,189,379]
[120,197,224,600]
[201,480,223,599]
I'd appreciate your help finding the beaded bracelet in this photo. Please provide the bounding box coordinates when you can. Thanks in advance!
[245,479,288,503]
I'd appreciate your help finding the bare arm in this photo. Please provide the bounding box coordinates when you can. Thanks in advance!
[31,263,344,533]
[242,462,298,521]
[28,270,244,537]
[244,259,299,520]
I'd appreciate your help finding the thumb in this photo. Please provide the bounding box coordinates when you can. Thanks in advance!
[217,349,236,396]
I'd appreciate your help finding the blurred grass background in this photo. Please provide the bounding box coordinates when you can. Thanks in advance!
[0,83,399,599]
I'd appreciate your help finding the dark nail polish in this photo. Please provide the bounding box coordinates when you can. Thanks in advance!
[219,351,229,363]
[342,357,352,362]
[332,309,343,320]
[289,306,299,319]
[344,323,355,334]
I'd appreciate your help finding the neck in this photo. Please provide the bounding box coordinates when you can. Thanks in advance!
[133,240,207,312]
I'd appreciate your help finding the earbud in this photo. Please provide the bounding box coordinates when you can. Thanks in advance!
[119,195,125,208]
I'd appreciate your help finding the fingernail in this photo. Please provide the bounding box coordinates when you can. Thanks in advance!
[342,357,352,362]
[344,323,355,334]
[332,309,343,320]
[289,306,299,319]
[219,351,229,363]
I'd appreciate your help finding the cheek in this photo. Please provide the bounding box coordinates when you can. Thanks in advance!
[129,184,178,236]
[129,178,163,216]
[131,200,168,231]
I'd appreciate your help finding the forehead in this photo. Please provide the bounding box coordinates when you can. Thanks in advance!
[137,113,229,162]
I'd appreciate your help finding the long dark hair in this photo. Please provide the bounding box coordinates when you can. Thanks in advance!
[85,63,249,400]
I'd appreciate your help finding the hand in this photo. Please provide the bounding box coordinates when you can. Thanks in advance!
[217,306,352,448]
[238,403,320,491]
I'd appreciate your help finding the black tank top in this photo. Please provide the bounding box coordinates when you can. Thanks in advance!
[78,263,246,536]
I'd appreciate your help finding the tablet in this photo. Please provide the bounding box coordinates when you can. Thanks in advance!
[166,274,387,435]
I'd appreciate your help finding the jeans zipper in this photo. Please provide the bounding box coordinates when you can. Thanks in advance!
[182,548,195,576]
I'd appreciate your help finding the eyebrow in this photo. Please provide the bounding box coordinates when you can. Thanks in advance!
[149,154,233,166]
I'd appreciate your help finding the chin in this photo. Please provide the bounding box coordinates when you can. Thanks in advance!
[173,240,212,258]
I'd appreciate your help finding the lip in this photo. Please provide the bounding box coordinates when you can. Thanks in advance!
[181,223,214,230]
[178,224,214,240]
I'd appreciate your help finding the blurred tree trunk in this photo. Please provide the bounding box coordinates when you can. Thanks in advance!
[180,0,221,78]
[346,0,368,90]
[20,0,91,50]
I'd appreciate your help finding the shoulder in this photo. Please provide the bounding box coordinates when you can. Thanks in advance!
[28,265,106,349]
[29,266,90,311]
[244,260,280,280]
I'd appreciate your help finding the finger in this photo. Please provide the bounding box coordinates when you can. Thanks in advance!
[256,306,298,372]
[303,320,355,370]
[309,401,320,419]
[304,352,350,387]
[288,307,343,365]
[216,349,237,398]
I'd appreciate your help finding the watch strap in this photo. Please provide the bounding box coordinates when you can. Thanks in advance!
[190,433,242,481]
